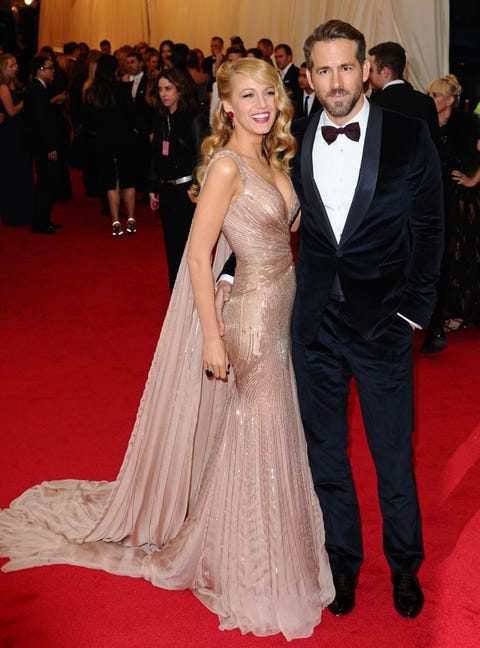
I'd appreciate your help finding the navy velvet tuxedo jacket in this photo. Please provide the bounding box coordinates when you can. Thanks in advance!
[291,101,444,343]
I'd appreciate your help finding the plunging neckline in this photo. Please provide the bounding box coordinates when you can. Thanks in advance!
[225,149,294,214]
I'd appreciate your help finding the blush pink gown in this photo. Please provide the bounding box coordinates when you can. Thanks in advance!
[0,150,334,640]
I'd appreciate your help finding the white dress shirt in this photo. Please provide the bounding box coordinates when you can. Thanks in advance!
[303,92,315,116]
[312,98,370,244]
[130,71,144,99]
[312,97,419,328]
[280,62,293,80]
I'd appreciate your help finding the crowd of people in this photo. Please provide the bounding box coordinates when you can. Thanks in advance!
[0,19,479,641]
[1,31,479,311]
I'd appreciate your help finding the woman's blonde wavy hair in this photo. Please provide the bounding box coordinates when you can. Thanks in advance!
[196,58,296,186]
[427,73,462,108]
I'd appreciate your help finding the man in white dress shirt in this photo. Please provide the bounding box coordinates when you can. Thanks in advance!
[290,20,443,620]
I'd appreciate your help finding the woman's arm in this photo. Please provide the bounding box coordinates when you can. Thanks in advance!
[452,166,480,188]
[187,156,241,380]
[0,84,23,117]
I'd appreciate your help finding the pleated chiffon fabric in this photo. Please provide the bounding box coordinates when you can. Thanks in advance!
[0,151,334,640]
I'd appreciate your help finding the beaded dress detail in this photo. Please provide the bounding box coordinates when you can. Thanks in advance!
[0,150,333,640]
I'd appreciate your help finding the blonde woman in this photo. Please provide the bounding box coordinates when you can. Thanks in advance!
[0,59,334,640]
[423,74,480,340]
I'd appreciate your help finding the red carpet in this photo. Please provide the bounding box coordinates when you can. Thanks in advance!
[1,172,480,647]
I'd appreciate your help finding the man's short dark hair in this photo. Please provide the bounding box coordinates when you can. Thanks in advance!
[226,46,245,58]
[126,51,142,63]
[368,41,406,80]
[211,36,224,46]
[31,55,51,76]
[304,20,366,71]
[275,43,292,57]
[100,40,111,48]
[258,38,273,50]
[63,41,79,56]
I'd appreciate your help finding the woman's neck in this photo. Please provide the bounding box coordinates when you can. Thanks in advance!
[439,107,452,127]
[228,131,265,163]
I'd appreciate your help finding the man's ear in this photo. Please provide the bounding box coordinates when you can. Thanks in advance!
[362,59,370,84]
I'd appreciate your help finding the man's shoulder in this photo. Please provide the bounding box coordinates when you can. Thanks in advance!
[292,111,321,141]
[377,102,425,130]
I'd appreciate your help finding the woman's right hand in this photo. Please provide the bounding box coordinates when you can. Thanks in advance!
[203,336,230,381]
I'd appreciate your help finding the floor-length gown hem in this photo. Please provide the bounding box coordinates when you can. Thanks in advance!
[0,150,334,641]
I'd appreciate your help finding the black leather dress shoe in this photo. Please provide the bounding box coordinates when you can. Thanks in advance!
[420,328,447,354]
[328,572,357,616]
[392,573,424,618]
[50,222,63,229]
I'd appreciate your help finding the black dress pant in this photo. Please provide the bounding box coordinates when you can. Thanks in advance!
[158,183,195,293]
[32,156,58,229]
[292,298,424,576]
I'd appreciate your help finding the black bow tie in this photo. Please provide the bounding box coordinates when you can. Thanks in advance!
[321,122,361,145]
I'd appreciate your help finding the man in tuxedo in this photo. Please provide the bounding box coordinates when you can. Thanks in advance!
[292,61,321,121]
[204,37,226,81]
[274,43,299,94]
[23,55,62,234]
[290,20,443,619]
[123,51,154,197]
[368,41,440,146]
[368,41,445,355]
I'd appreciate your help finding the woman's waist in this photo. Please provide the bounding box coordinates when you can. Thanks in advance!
[233,258,295,293]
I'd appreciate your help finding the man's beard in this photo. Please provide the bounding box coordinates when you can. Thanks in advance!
[322,86,362,119]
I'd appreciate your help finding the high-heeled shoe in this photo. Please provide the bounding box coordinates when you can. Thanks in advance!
[112,221,123,237]
[126,218,137,234]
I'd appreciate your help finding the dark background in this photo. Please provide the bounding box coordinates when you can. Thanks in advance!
[450,0,480,109]
[0,1,479,108]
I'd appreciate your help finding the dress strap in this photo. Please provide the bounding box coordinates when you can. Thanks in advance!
[204,149,247,185]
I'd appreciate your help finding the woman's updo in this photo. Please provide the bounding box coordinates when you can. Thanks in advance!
[427,73,462,108]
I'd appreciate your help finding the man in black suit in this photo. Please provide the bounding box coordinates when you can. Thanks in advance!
[123,51,154,197]
[292,61,321,120]
[203,36,226,81]
[23,55,61,234]
[291,20,443,619]
[274,43,299,94]
[368,41,439,145]
[368,41,445,354]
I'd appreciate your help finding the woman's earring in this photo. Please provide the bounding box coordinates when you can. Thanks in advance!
[227,111,234,128]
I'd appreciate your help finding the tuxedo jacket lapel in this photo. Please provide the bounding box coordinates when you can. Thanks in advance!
[339,102,382,247]
[300,111,338,247]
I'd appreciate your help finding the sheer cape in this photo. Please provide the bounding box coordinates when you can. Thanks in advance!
[0,151,334,640]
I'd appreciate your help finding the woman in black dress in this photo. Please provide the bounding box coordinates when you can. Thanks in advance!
[148,68,208,291]
[425,74,480,338]
[0,53,34,226]
[83,55,137,236]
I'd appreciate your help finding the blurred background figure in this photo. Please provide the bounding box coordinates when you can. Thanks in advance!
[159,40,174,72]
[148,68,208,291]
[83,54,137,236]
[0,52,34,226]
[422,73,480,352]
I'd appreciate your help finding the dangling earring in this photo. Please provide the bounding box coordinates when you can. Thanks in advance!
[227,110,234,128]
